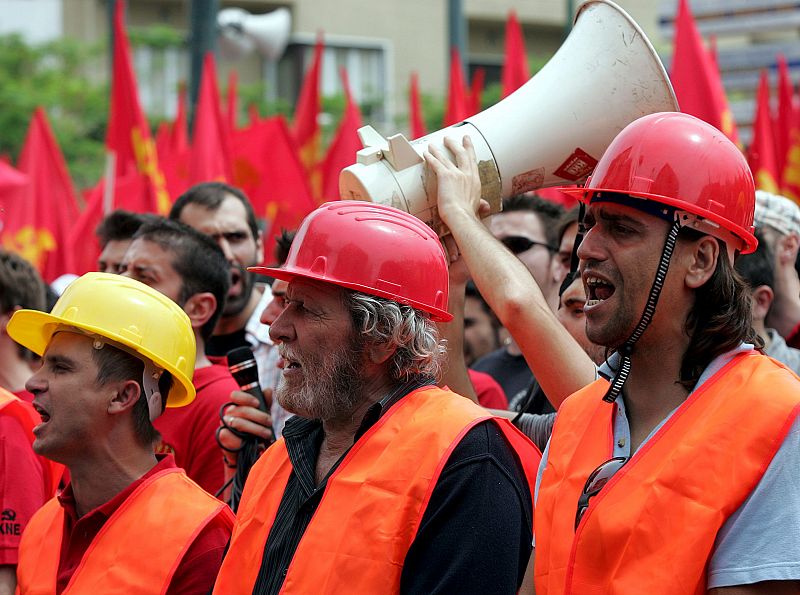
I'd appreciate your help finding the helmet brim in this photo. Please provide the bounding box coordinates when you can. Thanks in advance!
[250,266,454,322]
[7,309,196,408]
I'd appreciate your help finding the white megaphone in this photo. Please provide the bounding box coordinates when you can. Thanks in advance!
[339,0,679,236]
[218,7,292,62]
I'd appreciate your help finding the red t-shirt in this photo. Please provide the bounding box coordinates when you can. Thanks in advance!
[468,369,509,409]
[153,364,239,496]
[55,455,230,594]
[0,404,48,565]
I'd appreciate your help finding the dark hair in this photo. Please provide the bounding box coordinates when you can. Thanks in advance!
[679,230,763,390]
[556,206,581,247]
[274,229,296,266]
[502,194,565,246]
[95,210,159,248]
[734,229,774,290]
[0,250,46,313]
[92,344,174,448]
[170,182,259,241]
[0,251,47,361]
[133,219,230,341]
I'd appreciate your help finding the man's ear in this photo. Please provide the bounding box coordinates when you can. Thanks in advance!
[255,229,264,266]
[108,379,142,415]
[685,235,719,289]
[751,285,774,321]
[182,292,217,331]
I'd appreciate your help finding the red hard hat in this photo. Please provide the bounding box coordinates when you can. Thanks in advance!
[253,201,452,321]
[565,112,757,254]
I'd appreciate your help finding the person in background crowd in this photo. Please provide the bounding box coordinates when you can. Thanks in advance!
[752,190,800,348]
[464,281,501,366]
[95,210,157,274]
[0,251,62,595]
[213,201,539,594]
[472,195,564,406]
[120,218,237,495]
[735,229,800,375]
[10,273,233,594]
[170,182,291,438]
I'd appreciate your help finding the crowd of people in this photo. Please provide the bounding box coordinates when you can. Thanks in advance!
[1,111,799,594]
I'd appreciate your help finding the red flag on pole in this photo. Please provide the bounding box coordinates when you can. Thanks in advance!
[1,108,79,281]
[444,47,470,126]
[232,116,317,259]
[670,0,739,145]
[469,67,485,116]
[321,68,363,202]
[409,72,427,140]
[157,85,191,201]
[292,35,324,201]
[776,54,794,178]
[780,81,800,203]
[226,70,238,133]
[501,11,530,98]
[189,52,233,185]
[106,0,170,215]
[748,70,781,193]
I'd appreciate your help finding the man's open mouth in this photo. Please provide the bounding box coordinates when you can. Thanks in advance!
[585,275,616,307]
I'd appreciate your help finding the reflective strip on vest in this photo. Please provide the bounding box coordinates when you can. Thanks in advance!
[0,390,63,496]
[534,352,800,594]
[17,468,234,594]
[214,386,541,594]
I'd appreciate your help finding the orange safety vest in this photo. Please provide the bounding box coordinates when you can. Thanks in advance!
[0,389,63,496]
[535,352,800,594]
[17,468,234,595]
[214,386,541,594]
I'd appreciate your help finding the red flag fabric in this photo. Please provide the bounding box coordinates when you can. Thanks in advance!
[670,0,740,145]
[1,108,79,281]
[409,72,427,140]
[189,52,233,186]
[226,70,238,134]
[106,0,171,214]
[501,11,530,98]
[469,67,485,115]
[0,160,27,194]
[776,54,794,178]
[231,116,317,259]
[172,83,189,154]
[248,104,261,128]
[292,35,324,200]
[321,68,363,202]
[157,85,191,201]
[444,47,470,126]
[780,81,800,203]
[748,71,781,193]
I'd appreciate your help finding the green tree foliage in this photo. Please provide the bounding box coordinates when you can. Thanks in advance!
[0,34,108,189]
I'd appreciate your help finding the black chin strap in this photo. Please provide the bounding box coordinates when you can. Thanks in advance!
[602,217,683,403]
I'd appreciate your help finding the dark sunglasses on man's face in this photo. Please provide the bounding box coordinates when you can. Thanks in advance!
[574,456,628,531]
[500,235,556,256]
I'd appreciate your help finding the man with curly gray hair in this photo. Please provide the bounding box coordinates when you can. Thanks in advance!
[213,201,540,595]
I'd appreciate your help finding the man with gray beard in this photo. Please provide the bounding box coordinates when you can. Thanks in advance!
[213,201,540,595]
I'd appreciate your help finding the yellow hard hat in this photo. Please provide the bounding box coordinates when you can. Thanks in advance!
[7,272,196,408]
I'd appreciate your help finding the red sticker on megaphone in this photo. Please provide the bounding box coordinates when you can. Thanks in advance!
[554,148,598,181]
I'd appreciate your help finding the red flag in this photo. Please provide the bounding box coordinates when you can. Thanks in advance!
[171,83,189,154]
[189,52,233,185]
[469,67,485,115]
[231,116,317,259]
[748,71,781,193]
[780,82,800,203]
[248,104,261,127]
[776,55,794,178]
[321,68,363,202]
[0,161,27,194]
[444,47,469,126]
[106,0,170,214]
[501,11,530,98]
[409,72,427,140]
[1,108,79,281]
[226,70,238,133]
[670,0,739,145]
[292,35,324,200]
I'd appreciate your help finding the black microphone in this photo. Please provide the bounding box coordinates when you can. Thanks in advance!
[227,346,268,413]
